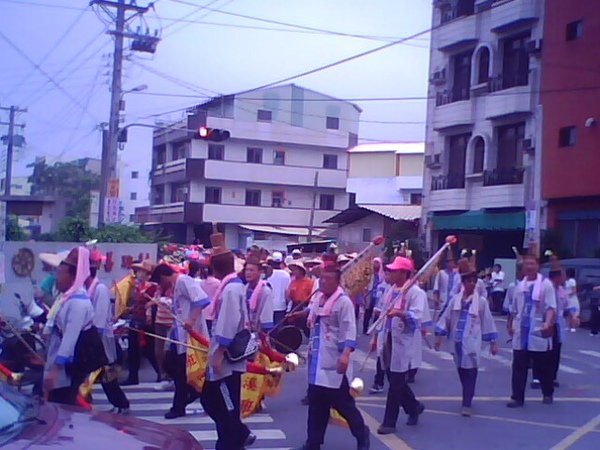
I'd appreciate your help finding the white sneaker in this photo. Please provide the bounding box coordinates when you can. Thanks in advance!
[154,380,175,391]
[570,328,576,332]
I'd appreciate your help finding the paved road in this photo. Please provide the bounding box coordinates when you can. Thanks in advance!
[98,319,600,449]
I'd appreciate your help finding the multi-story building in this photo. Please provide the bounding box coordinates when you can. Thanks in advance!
[422,0,545,267]
[118,157,149,224]
[542,1,600,257]
[135,84,360,249]
[326,143,424,252]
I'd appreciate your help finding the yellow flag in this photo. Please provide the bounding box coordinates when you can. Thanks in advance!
[112,275,135,319]
[186,335,209,393]
[241,372,266,418]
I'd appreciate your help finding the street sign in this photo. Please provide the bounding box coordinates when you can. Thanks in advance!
[104,197,121,224]
[108,178,120,198]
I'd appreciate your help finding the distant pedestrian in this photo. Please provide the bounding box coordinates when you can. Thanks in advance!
[490,264,506,313]
[435,258,498,416]
[565,268,580,332]
[363,258,384,335]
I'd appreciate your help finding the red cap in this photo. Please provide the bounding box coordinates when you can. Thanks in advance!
[386,256,414,272]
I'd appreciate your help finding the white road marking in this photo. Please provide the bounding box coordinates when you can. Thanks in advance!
[558,364,583,375]
[579,349,600,358]
[139,414,273,425]
[190,429,286,441]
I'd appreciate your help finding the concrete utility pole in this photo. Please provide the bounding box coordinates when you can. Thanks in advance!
[307,171,320,243]
[91,0,153,226]
[0,105,26,240]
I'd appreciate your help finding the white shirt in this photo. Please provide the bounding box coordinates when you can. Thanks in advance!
[268,269,291,311]
[491,271,505,292]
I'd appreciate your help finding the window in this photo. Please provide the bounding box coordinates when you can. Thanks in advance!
[129,214,135,222]
[472,136,485,173]
[349,192,357,208]
[559,126,577,147]
[205,186,221,204]
[319,194,335,210]
[410,193,422,205]
[502,33,530,89]
[566,20,583,41]
[247,147,263,163]
[208,144,224,160]
[323,154,338,169]
[131,171,139,179]
[257,109,272,122]
[171,183,188,203]
[153,185,165,204]
[172,141,189,160]
[272,191,284,207]
[326,116,340,130]
[446,133,470,188]
[362,228,372,242]
[451,50,473,101]
[130,192,137,200]
[245,189,261,206]
[273,150,285,165]
[477,47,490,84]
[154,144,166,166]
[497,122,525,168]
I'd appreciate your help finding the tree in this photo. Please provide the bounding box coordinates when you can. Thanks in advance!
[57,217,92,242]
[7,216,27,241]
[92,224,152,243]
[28,158,100,219]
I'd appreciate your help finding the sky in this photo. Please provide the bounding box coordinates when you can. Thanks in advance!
[0,0,432,181]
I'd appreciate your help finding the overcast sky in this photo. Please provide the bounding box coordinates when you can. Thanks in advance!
[0,0,432,179]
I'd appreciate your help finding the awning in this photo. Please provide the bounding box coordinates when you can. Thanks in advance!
[432,210,525,231]
[238,224,326,237]
[325,204,421,224]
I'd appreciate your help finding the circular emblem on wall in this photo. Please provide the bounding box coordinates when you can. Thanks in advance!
[12,248,35,277]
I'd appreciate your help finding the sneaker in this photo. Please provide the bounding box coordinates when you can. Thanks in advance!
[164,409,185,419]
[369,385,384,394]
[570,328,576,333]
[506,400,524,408]
[543,396,553,405]
[461,407,472,417]
[377,425,396,435]
[244,432,257,447]
[154,380,175,391]
[530,379,541,389]
[118,407,130,415]
[406,402,425,426]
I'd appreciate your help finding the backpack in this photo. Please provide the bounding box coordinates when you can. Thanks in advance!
[66,326,109,379]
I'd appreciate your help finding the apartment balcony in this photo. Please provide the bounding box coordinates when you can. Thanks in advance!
[433,92,473,130]
[485,77,532,120]
[204,159,347,189]
[470,183,525,210]
[437,13,478,53]
[490,0,538,33]
[428,183,468,212]
[135,201,203,224]
[483,167,524,186]
[150,158,205,185]
[431,174,466,191]
[203,203,337,227]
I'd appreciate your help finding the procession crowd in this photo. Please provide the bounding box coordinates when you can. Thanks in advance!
[0,233,590,450]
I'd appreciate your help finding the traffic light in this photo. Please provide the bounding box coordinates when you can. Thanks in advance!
[196,126,231,142]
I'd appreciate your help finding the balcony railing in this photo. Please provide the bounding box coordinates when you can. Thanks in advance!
[436,88,471,106]
[431,174,466,191]
[488,73,529,92]
[483,167,524,186]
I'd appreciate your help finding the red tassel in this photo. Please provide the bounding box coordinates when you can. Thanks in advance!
[246,362,268,375]
[189,329,210,347]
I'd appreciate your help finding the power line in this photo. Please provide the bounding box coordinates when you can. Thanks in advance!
[161,0,224,33]
[0,30,99,122]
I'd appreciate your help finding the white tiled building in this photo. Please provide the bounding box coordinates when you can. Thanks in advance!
[136,84,361,249]
[422,0,544,267]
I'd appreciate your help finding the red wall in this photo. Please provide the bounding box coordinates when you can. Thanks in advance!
[542,1,600,200]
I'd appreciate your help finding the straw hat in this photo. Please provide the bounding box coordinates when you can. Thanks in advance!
[337,254,351,264]
[304,256,323,267]
[457,257,477,278]
[210,226,231,257]
[288,260,307,274]
[131,258,155,274]
[39,250,69,268]
[61,248,80,268]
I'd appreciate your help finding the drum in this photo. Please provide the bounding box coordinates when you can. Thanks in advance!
[271,325,303,354]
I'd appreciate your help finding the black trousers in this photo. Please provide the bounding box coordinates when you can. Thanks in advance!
[200,371,250,450]
[590,300,600,335]
[47,376,85,406]
[491,291,505,313]
[363,305,375,334]
[102,377,130,409]
[126,324,160,382]
[533,325,561,383]
[457,368,478,407]
[306,377,367,449]
[382,370,420,427]
[374,357,385,387]
[166,348,199,414]
[511,350,554,403]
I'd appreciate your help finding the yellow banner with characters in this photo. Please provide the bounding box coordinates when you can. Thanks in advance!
[241,372,266,418]
[186,336,209,393]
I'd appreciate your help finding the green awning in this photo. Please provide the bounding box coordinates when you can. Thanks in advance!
[432,211,525,231]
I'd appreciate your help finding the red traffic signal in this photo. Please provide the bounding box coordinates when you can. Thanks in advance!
[197,127,230,142]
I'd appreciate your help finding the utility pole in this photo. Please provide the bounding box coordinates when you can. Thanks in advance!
[307,171,320,243]
[91,0,155,226]
[0,105,26,241]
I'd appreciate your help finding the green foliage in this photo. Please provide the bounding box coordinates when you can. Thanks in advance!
[7,216,28,241]
[93,224,152,243]
[57,217,92,242]
[28,158,100,218]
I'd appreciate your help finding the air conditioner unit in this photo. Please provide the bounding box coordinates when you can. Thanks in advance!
[522,138,535,153]
[430,68,447,85]
[425,154,442,169]
[527,39,543,55]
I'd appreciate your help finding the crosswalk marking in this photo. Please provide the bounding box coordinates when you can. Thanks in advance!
[101,391,174,400]
[578,349,600,358]
[190,429,286,441]
[559,364,583,375]
[139,414,274,425]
